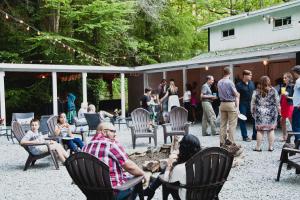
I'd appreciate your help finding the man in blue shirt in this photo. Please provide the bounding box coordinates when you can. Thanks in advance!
[291,65,300,143]
[236,70,256,142]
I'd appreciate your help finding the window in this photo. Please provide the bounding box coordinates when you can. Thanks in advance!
[222,29,235,38]
[274,16,291,28]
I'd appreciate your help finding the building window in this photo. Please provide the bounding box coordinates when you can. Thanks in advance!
[222,29,235,38]
[274,16,291,28]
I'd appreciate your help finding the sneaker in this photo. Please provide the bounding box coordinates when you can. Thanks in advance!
[243,137,251,142]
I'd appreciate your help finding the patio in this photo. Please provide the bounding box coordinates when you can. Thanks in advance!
[0,124,299,200]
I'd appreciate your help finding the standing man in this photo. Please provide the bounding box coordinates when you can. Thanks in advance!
[201,75,218,136]
[291,65,300,143]
[217,67,240,146]
[140,88,152,111]
[236,70,256,142]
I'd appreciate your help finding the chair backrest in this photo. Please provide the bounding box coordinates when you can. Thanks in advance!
[131,108,150,133]
[169,107,188,131]
[65,152,114,200]
[39,115,52,135]
[12,112,34,132]
[47,115,58,137]
[12,121,27,144]
[185,147,234,200]
[84,113,102,131]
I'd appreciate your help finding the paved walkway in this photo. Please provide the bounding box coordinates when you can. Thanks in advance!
[0,123,299,200]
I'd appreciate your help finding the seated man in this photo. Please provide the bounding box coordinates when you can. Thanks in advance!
[82,122,145,199]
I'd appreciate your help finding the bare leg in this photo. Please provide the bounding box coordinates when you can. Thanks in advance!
[281,117,287,141]
[50,143,69,162]
[255,131,263,150]
[267,130,275,150]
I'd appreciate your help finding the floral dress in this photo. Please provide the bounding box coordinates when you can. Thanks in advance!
[251,88,280,131]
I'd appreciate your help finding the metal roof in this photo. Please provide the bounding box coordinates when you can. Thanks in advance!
[201,0,300,30]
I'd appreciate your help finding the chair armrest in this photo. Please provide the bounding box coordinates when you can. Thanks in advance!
[162,123,171,128]
[152,124,158,130]
[283,147,300,154]
[22,142,49,147]
[184,122,192,126]
[113,176,144,191]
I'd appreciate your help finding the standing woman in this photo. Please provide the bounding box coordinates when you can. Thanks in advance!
[251,76,280,151]
[161,79,180,112]
[183,83,192,121]
[55,113,84,152]
[280,72,294,141]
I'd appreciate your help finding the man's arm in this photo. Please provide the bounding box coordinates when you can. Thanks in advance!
[123,159,145,176]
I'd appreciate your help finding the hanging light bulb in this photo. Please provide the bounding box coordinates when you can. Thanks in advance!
[37,31,41,35]
[205,66,209,71]
[26,26,30,31]
[5,14,9,19]
[263,60,268,66]
[19,20,24,24]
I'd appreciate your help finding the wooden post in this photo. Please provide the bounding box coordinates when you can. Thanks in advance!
[0,72,6,125]
[121,73,126,118]
[82,72,87,104]
[52,72,58,115]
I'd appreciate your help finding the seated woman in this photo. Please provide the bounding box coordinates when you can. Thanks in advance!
[55,113,84,152]
[144,134,201,200]
[88,104,118,121]
[21,119,69,163]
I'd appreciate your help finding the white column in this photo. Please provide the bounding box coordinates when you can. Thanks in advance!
[52,72,58,115]
[120,73,126,118]
[163,71,166,79]
[229,64,234,81]
[182,68,187,92]
[82,72,87,104]
[143,73,148,89]
[0,72,6,125]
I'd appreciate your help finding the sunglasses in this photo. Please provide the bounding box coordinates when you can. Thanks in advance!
[104,129,116,133]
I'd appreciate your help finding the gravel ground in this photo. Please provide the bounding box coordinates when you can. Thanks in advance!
[0,124,299,200]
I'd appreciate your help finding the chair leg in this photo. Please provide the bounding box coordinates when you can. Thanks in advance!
[276,161,284,181]
[133,137,136,149]
[149,137,151,144]
[154,136,157,147]
[31,160,36,166]
[50,150,59,170]
[24,155,33,171]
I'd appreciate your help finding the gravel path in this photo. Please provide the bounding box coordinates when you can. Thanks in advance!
[0,124,299,200]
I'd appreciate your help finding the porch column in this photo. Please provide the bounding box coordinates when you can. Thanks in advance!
[183,68,187,92]
[229,64,234,81]
[0,72,6,125]
[163,71,166,79]
[52,72,58,115]
[82,72,87,104]
[143,73,148,89]
[120,73,126,118]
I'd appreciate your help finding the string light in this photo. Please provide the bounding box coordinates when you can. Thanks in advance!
[5,13,8,19]
[26,26,30,31]
[263,60,268,66]
[205,66,209,70]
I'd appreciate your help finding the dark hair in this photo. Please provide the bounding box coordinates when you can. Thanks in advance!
[291,65,300,75]
[243,70,252,76]
[169,79,175,82]
[161,79,167,83]
[186,83,192,91]
[223,67,231,76]
[175,134,201,165]
[145,88,152,93]
[57,112,66,123]
[30,118,40,125]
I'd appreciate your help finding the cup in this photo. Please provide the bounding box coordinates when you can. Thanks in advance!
[281,87,286,95]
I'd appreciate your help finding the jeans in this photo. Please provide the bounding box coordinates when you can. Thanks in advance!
[116,189,132,200]
[239,103,257,139]
[292,107,300,143]
[66,137,84,152]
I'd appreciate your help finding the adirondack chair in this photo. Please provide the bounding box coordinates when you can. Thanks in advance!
[65,152,144,200]
[159,147,234,200]
[162,107,191,144]
[39,115,51,135]
[276,134,300,181]
[84,113,102,136]
[12,121,59,171]
[129,108,158,149]
[12,112,34,133]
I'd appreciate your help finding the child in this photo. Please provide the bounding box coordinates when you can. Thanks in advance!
[55,113,84,152]
[21,119,68,163]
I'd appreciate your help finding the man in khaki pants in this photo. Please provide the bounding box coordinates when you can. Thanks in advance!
[217,67,240,146]
[201,75,218,136]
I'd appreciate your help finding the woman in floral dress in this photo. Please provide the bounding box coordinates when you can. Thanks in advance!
[251,76,280,152]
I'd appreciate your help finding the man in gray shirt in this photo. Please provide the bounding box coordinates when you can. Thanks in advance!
[201,75,217,136]
[217,67,240,146]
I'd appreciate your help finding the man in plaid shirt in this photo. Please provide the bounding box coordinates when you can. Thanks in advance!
[82,122,144,198]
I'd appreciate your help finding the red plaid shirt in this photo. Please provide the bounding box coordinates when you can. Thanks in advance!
[82,134,129,187]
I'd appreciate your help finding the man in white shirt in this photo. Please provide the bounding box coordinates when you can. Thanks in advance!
[291,65,300,143]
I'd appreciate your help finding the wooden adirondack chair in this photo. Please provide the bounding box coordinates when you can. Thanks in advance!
[12,121,59,171]
[84,113,102,136]
[162,107,191,144]
[12,112,34,133]
[65,152,144,200]
[160,147,234,200]
[129,108,158,149]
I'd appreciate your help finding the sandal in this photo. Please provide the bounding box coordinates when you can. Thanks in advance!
[268,148,274,152]
[253,148,262,152]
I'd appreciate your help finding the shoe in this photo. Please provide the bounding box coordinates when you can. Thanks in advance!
[202,134,211,136]
[243,137,251,142]
[212,132,219,135]
[268,147,274,152]
[253,148,262,152]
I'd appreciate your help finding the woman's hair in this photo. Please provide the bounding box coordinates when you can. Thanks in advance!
[283,72,293,84]
[186,83,192,91]
[57,112,66,123]
[258,76,271,97]
[175,134,201,165]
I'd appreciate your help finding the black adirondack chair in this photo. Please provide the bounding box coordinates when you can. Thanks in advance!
[12,121,59,171]
[84,113,102,136]
[160,147,233,200]
[65,152,144,200]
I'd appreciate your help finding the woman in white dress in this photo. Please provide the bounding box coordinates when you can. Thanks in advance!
[161,79,180,112]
